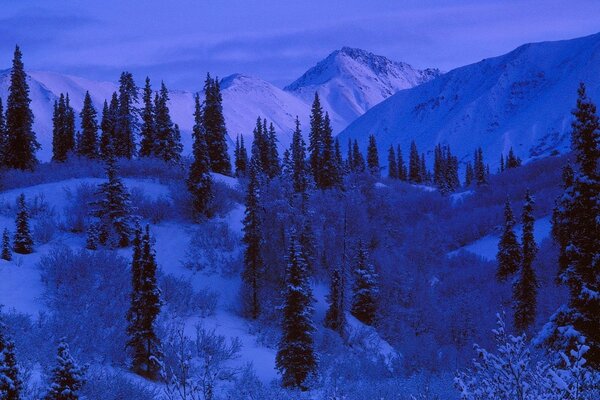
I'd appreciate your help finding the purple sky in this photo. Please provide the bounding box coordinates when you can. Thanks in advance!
[1,0,599,90]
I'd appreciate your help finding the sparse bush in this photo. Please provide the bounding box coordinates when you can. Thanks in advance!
[62,182,98,233]
[161,274,219,318]
[184,220,242,275]
[33,213,59,244]
[81,367,161,400]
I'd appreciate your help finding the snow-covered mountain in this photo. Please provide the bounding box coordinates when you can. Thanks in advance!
[285,47,440,126]
[338,33,600,168]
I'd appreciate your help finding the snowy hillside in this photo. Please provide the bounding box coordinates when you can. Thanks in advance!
[285,47,440,125]
[338,33,600,168]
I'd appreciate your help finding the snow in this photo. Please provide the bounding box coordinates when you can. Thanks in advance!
[339,33,600,169]
[450,216,553,261]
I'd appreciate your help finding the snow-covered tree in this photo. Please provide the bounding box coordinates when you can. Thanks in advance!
[496,197,521,281]
[324,266,346,335]
[513,190,538,332]
[350,240,378,326]
[276,236,317,390]
[13,194,33,254]
[4,46,39,170]
[187,93,213,218]
[0,333,22,400]
[1,229,12,261]
[45,340,86,400]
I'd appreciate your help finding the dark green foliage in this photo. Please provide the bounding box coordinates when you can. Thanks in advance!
[276,236,316,389]
[153,82,182,162]
[496,198,521,282]
[241,160,263,319]
[13,193,33,254]
[138,77,156,158]
[550,83,600,367]
[114,72,138,159]
[203,74,231,175]
[319,113,341,188]
[187,94,213,218]
[126,225,163,379]
[308,93,324,184]
[291,117,308,193]
[45,340,86,400]
[408,141,421,183]
[100,93,119,160]
[513,190,538,332]
[1,228,12,261]
[52,93,76,162]
[77,91,99,158]
[234,135,249,177]
[324,266,346,335]
[351,140,365,173]
[91,156,134,248]
[387,145,397,179]
[366,135,379,175]
[350,241,378,326]
[4,46,39,170]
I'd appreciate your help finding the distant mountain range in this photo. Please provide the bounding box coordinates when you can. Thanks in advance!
[338,33,600,168]
[0,48,437,161]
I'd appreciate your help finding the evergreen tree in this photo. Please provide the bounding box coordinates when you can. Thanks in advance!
[513,190,538,332]
[465,161,474,186]
[85,223,100,251]
[499,153,505,173]
[91,155,134,247]
[52,93,76,162]
[434,145,459,195]
[420,153,429,183]
[334,138,344,182]
[346,139,354,173]
[351,140,365,173]
[319,113,340,188]
[276,236,317,390]
[241,160,263,319]
[100,93,119,160]
[234,135,249,177]
[0,339,22,400]
[0,98,6,164]
[45,340,86,400]
[1,229,11,261]
[496,198,521,281]
[324,266,346,335]
[408,141,421,183]
[187,94,213,218]
[550,83,600,367]
[291,117,308,193]
[13,194,33,254]
[4,46,39,170]
[138,77,155,158]
[114,72,138,159]
[474,147,486,185]
[350,241,378,326]
[308,93,324,185]
[506,147,522,169]
[387,145,397,179]
[77,91,99,158]
[266,122,280,178]
[153,82,182,162]
[127,225,163,379]
[397,145,407,181]
[203,74,231,174]
[366,134,379,175]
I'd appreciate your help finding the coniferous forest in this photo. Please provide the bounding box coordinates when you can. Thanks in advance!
[0,3,599,399]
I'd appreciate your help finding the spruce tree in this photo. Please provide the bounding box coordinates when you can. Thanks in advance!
[241,160,263,319]
[5,46,39,170]
[91,155,134,247]
[0,339,22,400]
[45,340,86,400]
[13,194,33,254]
[350,241,378,326]
[0,98,6,165]
[52,93,76,162]
[387,145,397,179]
[266,122,280,178]
[138,77,155,158]
[127,225,162,379]
[114,72,138,159]
[334,138,344,181]
[550,83,600,366]
[366,134,379,175]
[500,153,505,173]
[319,113,340,189]
[153,82,182,162]
[397,145,407,181]
[408,141,421,183]
[100,93,119,160]
[187,94,213,218]
[1,229,12,261]
[465,161,474,186]
[351,140,365,173]
[506,147,521,169]
[474,147,486,185]
[291,117,308,193]
[203,74,231,174]
[77,91,99,158]
[275,236,316,390]
[324,266,346,335]
[513,190,538,332]
[234,135,249,177]
[496,198,521,281]
[308,93,324,185]
[346,139,354,173]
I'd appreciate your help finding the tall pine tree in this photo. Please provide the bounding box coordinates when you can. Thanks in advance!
[366,135,379,175]
[153,82,182,162]
[187,94,213,218]
[0,319,21,400]
[291,117,308,194]
[513,190,538,332]
[496,197,521,282]
[115,72,138,159]
[234,135,249,177]
[100,93,119,160]
[203,74,231,174]
[308,93,324,185]
[4,46,39,170]
[397,144,407,180]
[275,236,316,390]
[324,266,346,335]
[52,93,76,162]
[138,77,156,158]
[387,145,397,179]
[350,240,378,326]
[77,91,99,158]
[408,141,421,183]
